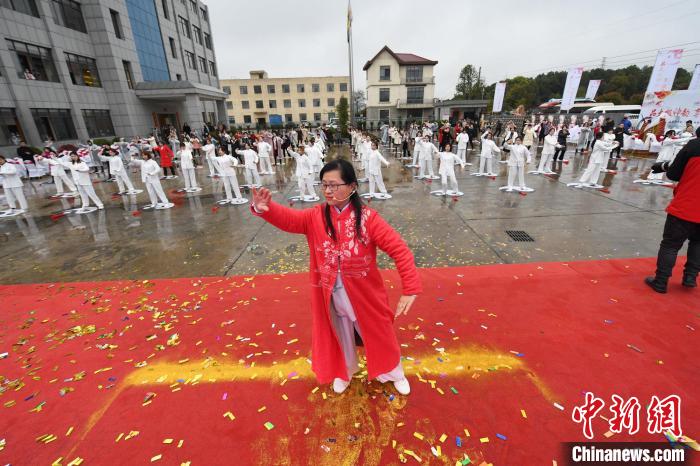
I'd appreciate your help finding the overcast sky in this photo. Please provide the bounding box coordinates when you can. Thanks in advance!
[208,0,700,99]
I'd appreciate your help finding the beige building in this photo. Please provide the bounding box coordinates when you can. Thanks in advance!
[220,71,350,128]
[363,46,438,123]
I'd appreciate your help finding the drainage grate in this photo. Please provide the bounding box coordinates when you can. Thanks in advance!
[505,230,535,242]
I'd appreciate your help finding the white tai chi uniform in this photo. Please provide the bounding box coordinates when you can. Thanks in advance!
[646,137,692,183]
[418,141,438,178]
[367,149,390,195]
[578,140,618,186]
[503,144,532,190]
[99,155,135,193]
[305,145,324,175]
[202,143,217,177]
[131,158,170,206]
[235,149,261,186]
[536,134,558,173]
[39,155,76,195]
[287,148,315,198]
[438,151,465,192]
[214,154,244,201]
[411,137,422,166]
[456,132,470,163]
[52,159,103,209]
[178,149,199,190]
[255,141,274,174]
[478,137,500,175]
[0,162,28,211]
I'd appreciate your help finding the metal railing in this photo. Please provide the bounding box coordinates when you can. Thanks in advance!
[400,76,435,85]
[395,99,436,109]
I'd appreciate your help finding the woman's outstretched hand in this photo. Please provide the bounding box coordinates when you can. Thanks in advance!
[251,187,271,213]
[395,295,416,317]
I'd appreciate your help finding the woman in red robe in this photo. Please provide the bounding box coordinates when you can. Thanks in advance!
[251,159,421,395]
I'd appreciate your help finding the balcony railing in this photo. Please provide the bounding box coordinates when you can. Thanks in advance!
[400,76,435,85]
[395,99,435,109]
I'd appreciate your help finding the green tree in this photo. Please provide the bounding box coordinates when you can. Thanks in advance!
[336,96,349,137]
[454,64,485,99]
[597,91,624,105]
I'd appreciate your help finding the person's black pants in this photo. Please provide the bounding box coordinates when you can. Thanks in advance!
[402,142,409,157]
[163,166,176,176]
[655,214,700,281]
[553,145,566,161]
[612,145,622,158]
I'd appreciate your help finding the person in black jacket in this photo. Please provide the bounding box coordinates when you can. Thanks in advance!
[16,141,35,162]
[553,126,569,161]
[645,127,700,293]
[612,124,626,158]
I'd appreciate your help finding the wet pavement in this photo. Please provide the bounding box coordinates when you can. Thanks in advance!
[0,144,677,284]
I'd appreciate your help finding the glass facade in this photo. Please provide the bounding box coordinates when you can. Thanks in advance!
[125,0,169,82]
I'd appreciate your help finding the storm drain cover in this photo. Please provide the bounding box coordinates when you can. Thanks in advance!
[505,230,535,242]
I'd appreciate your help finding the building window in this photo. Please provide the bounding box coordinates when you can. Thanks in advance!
[178,16,190,38]
[0,108,23,146]
[161,0,169,19]
[313,113,321,122]
[255,100,263,109]
[379,66,390,81]
[122,60,134,89]
[299,113,307,122]
[189,0,197,14]
[31,108,77,141]
[185,51,195,70]
[225,101,233,110]
[209,61,216,76]
[281,84,290,93]
[50,0,87,33]
[406,65,424,83]
[327,98,335,107]
[298,99,306,108]
[340,82,348,92]
[326,83,334,92]
[204,33,212,50]
[6,40,60,82]
[379,88,390,103]
[243,115,251,124]
[198,56,207,73]
[1,0,39,17]
[227,116,235,125]
[407,86,424,104]
[193,26,202,45]
[239,85,248,94]
[379,109,390,121]
[312,83,320,92]
[200,6,207,21]
[284,114,292,123]
[313,98,320,107]
[82,109,115,137]
[297,83,304,93]
[176,73,181,80]
[109,9,124,39]
[328,112,336,120]
[65,53,101,87]
[268,100,277,109]
[168,37,177,58]
[223,86,231,94]
[283,99,291,108]
[241,101,249,109]
[253,85,262,94]
[267,84,275,94]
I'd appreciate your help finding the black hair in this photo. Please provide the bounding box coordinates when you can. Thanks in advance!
[664,130,676,138]
[319,159,364,243]
[595,132,604,140]
[0,155,6,162]
[696,127,700,138]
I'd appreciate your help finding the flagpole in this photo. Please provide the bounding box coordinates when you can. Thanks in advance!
[347,0,355,126]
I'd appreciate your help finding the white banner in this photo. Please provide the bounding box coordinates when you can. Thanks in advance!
[688,64,700,91]
[492,81,506,113]
[585,80,601,100]
[561,67,584,111]
[640,89,700,132]
[646,49,683,93]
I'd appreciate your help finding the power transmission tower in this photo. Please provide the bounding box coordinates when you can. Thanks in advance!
[601,57,607,69]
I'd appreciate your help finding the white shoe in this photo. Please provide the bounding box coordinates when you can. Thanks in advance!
[393,378,411,395]
[332,378,351,394]
[97,205,104,210]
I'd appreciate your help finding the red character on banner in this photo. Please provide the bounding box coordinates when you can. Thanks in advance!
[609,394,641,435]
[647,395,682,437]
[572,392,606,439]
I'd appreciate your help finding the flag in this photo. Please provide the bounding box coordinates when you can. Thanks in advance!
[347,0,352,43]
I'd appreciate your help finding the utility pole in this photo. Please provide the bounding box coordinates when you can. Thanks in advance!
[601,57,607,69]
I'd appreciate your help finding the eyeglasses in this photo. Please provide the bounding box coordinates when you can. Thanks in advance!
[321,183,349,192]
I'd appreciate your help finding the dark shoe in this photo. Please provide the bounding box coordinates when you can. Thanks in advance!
[682,274,697,288]
[644,276,667,294]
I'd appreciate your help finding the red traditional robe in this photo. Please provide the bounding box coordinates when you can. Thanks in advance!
[252,201,422,383]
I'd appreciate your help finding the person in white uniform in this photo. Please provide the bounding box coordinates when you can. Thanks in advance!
[0,155,28,215]
[255,139,274,175]
[202,138,218,178]
[99,146,139,195]
[235,143,262,187]
[364,142,390,199]
[214,146,247,204]
[531,128,557,175]
[455,128,471,165]
[416,136,438,179]
[43,151,104,211]
[638,130,693,185]
[37,149,77,197]
[475,132,500,176]
[305,138,325,176]
[177,142,201,192]
[434,143,466,195]
[287,145,317,201]
[407,132,422,168]
[500,137,534,192]
[569,132,619,189]
[130,151,173,209]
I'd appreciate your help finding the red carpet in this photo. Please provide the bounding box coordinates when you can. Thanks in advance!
[0,258,698,465]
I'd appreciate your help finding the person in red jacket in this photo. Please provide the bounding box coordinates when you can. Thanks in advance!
[155,140,177,179]
[645,127,700,293]
[251,159,421,395]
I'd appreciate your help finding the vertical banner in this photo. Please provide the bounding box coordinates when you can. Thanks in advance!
[561,67,584,111]
[585,80,601,100]
[646,49,683,93]
[688,64,700,91]
[492,81,506,113]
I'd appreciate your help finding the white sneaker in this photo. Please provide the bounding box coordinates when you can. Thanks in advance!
[332,378,351,394]
[97,205,104,210]
[393,378,411,395]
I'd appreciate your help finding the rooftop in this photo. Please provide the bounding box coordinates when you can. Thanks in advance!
[363,45,438,70]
